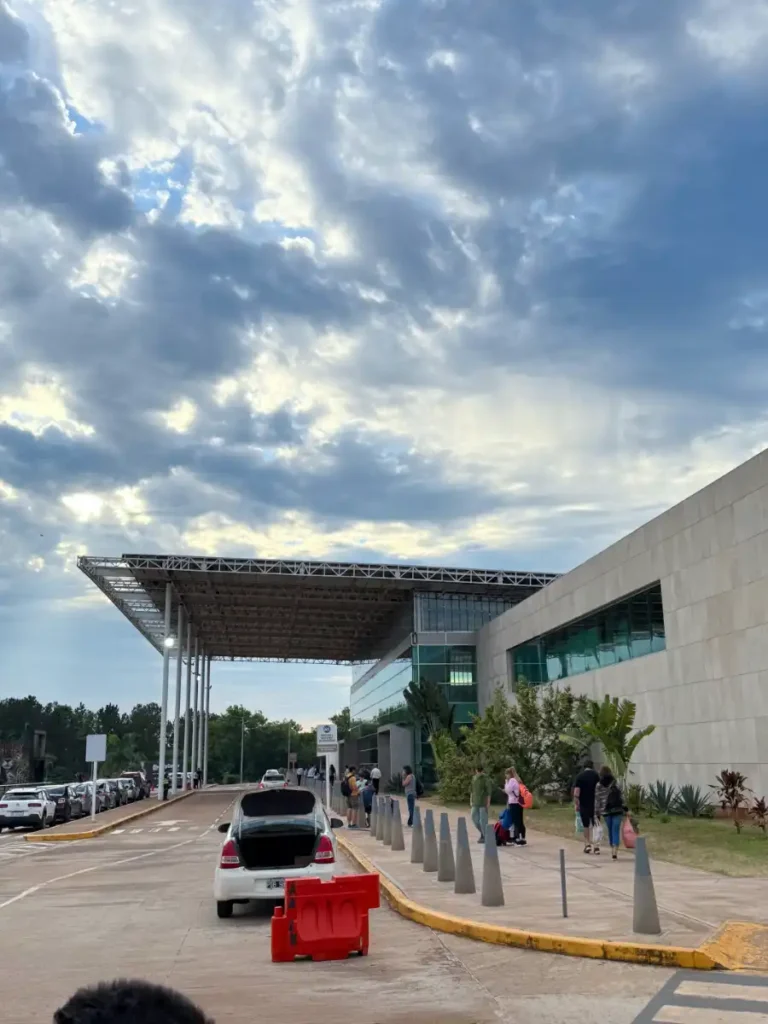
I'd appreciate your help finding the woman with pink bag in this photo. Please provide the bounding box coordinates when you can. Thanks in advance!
[595,765,627,860]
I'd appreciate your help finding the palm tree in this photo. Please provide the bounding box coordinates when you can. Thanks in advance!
[559,695,654,784]
[403,678,455,745]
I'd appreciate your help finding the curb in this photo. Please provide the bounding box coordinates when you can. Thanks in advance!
[336,833,718,970]
[24,789,198,842]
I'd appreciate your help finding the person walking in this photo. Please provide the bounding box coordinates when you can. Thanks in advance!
[296,765,303,786]
[573,759,600,854]
[402,765,417,826]
[503,766,523,845]
[362,777,374,827]
[370,764,382,794]
[343,765,360,828]
[512,769,529,846]
[470,765,492,843]
[329,763,336,787]
[595,765,626,860]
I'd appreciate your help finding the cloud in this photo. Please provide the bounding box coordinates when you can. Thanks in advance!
[1,0,768,717]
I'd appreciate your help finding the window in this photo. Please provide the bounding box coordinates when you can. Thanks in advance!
[414,593,516,632]
[509,583,665,685]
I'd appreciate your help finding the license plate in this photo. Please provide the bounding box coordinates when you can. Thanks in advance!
[11,810,25,815]
[266,878,285,890]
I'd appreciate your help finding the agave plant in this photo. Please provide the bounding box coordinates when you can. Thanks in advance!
[647,780,677,815]
[673,784,712,818]
[559,695,655,784]
[711,769,752,831]
[750,797,768,834]
[626,783,647,815]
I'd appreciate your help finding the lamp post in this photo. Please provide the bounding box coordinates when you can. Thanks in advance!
[239,714,246,785]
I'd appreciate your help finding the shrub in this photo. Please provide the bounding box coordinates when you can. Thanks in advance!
[711,770,752,832]
[659,814,671,824]
[385,773,404,794]
[626,784,647,815]
[750,797,768,834]
[647,780,677,815]
[673,784,713,818]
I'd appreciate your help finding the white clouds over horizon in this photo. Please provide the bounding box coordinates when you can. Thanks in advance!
[1,0,768,718]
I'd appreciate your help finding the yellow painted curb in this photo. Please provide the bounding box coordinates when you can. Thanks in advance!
[336,833,717,970]
[699,921,768,972]
[24,789,198,843]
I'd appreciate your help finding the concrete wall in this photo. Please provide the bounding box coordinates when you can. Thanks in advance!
[376,724,414,782]
[477,449,768,794]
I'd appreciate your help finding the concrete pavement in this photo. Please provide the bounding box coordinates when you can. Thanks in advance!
[0,786,673,1024]
[338,799,768,965]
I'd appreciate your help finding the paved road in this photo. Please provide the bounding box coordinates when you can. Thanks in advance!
[633,970,768,1021]
[0,788,677,1023]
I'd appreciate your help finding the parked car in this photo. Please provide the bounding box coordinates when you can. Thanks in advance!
[213,787,344,919]
[74,783,99,815]
[259,770,288,790]
[0,787,57,831]
[43,784,84,823]
[120,771,149,800]
[115,779,134,803]
[98,780,118,809]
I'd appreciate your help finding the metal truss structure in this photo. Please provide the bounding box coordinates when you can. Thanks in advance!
[78,554,559,664]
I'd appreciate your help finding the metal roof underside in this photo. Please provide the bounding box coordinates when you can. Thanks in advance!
[78,554,559,664]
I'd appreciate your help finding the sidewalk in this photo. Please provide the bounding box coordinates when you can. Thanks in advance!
[338,798,768,960]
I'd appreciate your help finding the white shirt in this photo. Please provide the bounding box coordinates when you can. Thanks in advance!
[296,767,303,776]
[371,767,381,779]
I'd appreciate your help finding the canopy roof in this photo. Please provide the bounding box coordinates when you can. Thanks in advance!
[78,554,558,663]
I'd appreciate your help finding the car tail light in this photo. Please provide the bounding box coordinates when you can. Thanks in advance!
[314,835,335,863]
[0,803,7,808]
[258,782,264,789]
[219,839,240,869]
[28,802,41,807]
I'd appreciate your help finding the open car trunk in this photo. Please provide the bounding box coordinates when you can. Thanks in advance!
[235,819,321,871]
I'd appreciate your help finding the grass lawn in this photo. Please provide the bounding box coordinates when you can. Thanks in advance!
[525,803,768,878]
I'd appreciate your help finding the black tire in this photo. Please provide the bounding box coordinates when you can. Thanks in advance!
[34,815,45,832]
[216,901,234,919]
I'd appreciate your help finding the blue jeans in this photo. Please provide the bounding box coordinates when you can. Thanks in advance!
[406,793,415,826]
[471,805,488,839]
[605,814,622,848]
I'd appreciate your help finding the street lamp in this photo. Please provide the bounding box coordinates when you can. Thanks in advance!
[164,636,176,649]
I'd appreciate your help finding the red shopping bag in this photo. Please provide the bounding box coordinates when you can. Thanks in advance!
[622,816,637,849]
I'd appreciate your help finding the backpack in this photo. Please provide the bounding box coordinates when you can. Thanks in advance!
[519,783,533,809]
[494,820,510,846]
[340,775,351,797]
[416,777,424,797]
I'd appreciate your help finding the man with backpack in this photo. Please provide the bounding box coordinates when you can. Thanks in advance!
[341,766,359,828]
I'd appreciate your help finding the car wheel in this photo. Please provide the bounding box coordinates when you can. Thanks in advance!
[216,901,234,919]
[34,815,45,831]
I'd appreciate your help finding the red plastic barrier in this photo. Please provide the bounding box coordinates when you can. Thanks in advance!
[271,872,380,963]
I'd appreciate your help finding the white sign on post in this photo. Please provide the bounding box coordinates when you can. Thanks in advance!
[85,734,107,822]
[315,723,337,754]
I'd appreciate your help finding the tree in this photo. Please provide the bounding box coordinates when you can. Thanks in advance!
[560,695,655,784]
[403,678,455,744]
[330,707,351,739]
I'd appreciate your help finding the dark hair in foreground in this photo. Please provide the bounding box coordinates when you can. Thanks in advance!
[54,979,214,1024]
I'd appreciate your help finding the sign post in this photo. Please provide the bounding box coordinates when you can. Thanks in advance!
[316,724,338,810]
[85,734,107,823]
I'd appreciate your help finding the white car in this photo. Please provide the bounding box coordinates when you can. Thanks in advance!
[213,787,344,919]
[0,788,57,831]
[259,770,287,790]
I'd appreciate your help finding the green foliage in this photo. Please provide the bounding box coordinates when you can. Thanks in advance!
[750,797,768,834]
[647,780,677,814]
[711,769,752,832]
[403,678,455,743]
[559,695,655,783]
[673,784,713,818]
[330,707,351,740]
[385,774,404,794]
[433,734,473,803]
[659,814,672,824]
[626,784,647,815]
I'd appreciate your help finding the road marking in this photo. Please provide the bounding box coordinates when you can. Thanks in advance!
[168,827,179,832]
[112,829,125,835]
[635,971,768,1023]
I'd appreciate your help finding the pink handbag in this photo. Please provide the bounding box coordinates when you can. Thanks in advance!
[622,816,637,849]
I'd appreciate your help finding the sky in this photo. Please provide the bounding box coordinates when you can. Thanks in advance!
[1,0,768,727]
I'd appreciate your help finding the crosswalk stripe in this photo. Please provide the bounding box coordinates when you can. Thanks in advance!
[168,827,179,832]
[677,982,768,1005]
[654,1007,768,1023]
[112,829,125,835]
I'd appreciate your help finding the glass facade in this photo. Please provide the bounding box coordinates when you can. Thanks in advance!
[511,583,665,685]
[350,655,412,723]
[415,593,515,632]
[411,645,478,724]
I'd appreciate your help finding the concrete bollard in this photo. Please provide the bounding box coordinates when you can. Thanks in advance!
[391,799,406,851]
[383,797,393,846]
[437,812,456,882]
[370,794,378,835]
[423,809,438,872]
[454,816,476,894]
[633,836,661,935]
[376,797,385,841]
[410,804,424,864]
[481,824,505,906]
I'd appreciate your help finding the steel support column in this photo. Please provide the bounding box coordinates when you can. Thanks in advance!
[182,620,193,790]
[202,654,211,787]
[157,582,173,801]
[191,640,200,779]
[196,650,205,773]
[171,604,185,796]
